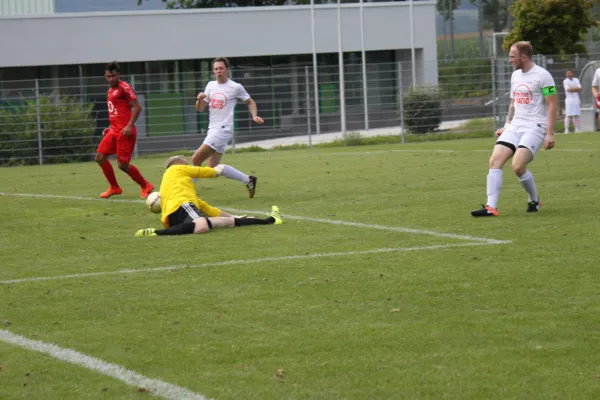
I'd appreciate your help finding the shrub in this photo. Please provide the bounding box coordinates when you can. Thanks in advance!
[0,95,96,166]
[401,87,442,134]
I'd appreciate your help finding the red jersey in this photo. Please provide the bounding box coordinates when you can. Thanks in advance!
[107,81,137,130]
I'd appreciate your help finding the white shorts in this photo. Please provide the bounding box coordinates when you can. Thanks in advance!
[203,128,232,154]
[565,101,580,116]
[496,123,545,156]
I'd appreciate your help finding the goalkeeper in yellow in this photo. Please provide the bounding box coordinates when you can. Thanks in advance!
[135,155,282,237]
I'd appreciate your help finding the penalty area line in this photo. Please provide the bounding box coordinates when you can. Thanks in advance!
[0,192,510,244]
[0,241,508,285]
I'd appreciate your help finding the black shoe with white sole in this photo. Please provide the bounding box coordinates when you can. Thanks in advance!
[246,176,257,198]
[527,199,542,212]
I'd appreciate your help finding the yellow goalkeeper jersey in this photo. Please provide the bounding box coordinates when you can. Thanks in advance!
[159,165,221,227]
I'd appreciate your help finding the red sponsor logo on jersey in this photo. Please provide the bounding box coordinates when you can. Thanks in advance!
[514,84,533,105]
[210,93,227,110]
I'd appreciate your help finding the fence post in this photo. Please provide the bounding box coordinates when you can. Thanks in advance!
[398,61,405,144]
[35,79,43,165]
[313,63,321,136]
[78,65,85,105]
[305,66,312,148]
[491,56,497,133]
[360,20,369,131]
[230,68,236,154]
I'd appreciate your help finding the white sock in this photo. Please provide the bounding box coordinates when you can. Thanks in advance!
[517,170,538,202]
[564,116,570,132]
[221,165,250,184]
[574,116,580,131]
[486,169,503,209]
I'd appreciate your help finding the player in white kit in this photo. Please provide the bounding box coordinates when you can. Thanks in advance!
[591,67,600,131]
[471,41,557,217]
[192,57,264,198]
[562,69,581,134]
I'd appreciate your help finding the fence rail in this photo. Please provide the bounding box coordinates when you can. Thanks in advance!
[1,53,599,166]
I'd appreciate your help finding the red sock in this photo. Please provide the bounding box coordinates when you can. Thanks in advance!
[99,161,119,188]
[126,164,149,188]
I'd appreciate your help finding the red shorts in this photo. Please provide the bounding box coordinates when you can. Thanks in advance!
[97,127,137,164]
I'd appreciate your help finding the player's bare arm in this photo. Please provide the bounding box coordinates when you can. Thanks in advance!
[196,93,207,112]
[593,86,600,98]
[544,93,557,150]
[506,99,515,124]
[495,99,515,137]
[245,98,264,124]
[123,99,142,136]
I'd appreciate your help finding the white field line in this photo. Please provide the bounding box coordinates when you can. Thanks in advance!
[0,329,209,400]
[0,242,507,285]
[322,148,597,157]
[0,192,509,244]
[224,207,507,244]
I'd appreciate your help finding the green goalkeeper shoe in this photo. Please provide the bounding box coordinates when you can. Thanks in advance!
[135,228,157,237]
[269,205,283,225]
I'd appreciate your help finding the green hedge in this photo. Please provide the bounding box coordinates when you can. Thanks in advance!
[401,87,442,134]
[0,95,96,166]
[438,59,492,99]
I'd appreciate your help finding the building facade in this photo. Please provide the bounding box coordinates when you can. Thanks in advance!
[0,1,438,154]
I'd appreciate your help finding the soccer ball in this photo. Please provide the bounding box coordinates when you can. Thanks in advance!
[146,191,161,214]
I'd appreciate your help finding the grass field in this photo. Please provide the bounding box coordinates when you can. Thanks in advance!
[1,133,600,399]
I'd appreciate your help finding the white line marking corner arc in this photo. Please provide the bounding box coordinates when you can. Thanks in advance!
[0,329,209,400]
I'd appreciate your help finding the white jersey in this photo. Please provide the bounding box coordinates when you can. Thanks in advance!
[593,68,600,110]
[592,68,600,89]
[563,77,581,103]
[510,64,556,127]
[202,79,250,130]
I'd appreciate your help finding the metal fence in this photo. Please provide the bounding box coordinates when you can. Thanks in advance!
[1,53,599,166]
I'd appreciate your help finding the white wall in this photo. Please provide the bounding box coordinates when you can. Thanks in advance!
[0,2,437,70]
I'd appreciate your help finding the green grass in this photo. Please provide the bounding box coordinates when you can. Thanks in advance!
[2,134,600,399]
[449,117,494,133]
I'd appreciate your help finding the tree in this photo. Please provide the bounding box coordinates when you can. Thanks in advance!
[503,0,597,55]
[470,0,509,33]
[436,0,461,60]
[592,1,600,20]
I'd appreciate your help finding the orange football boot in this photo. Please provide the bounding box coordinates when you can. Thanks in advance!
[100,187,123,199]
[140,183,155,199]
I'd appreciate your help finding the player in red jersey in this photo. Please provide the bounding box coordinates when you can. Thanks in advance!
[95,61,154,199]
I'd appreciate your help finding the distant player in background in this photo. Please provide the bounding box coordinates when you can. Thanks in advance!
[562,69,581,134]
[95,61,154,199]
[135,155,282,237]
[591,66,600,130]
[471,41,557,217]
[193,57,264,198]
